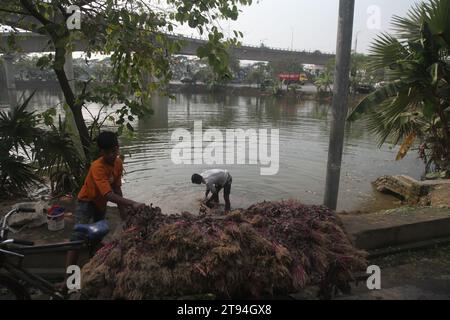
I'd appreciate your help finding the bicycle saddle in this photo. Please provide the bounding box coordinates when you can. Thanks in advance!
[74,220,109,241]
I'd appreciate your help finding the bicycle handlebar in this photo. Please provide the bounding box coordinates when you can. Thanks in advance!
[11,239,35,246]
[1,208,37,240]
[1,239,34,246]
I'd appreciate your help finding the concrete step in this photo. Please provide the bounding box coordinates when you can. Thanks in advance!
[340,207,450,251]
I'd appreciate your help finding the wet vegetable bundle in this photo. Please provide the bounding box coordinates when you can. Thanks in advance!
[81,200,367,299]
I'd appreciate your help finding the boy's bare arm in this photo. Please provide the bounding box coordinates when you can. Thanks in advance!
[106,190,145,211]
[113,186,129,220]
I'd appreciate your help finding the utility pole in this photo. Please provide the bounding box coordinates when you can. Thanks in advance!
[324,0,355,210]
[354,30,361,54]
[291,27,294,50]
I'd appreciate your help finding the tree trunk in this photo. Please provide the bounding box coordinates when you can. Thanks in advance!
[19,0,91,162]
[53,49,91,163]
[437,103,450,163]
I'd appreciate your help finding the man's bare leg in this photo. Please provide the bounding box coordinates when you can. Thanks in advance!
[224,183,231,212]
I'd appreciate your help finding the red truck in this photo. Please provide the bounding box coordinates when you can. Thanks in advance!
[278,73,308,85]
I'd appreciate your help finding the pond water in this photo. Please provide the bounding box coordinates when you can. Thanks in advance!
[1,86,423,213]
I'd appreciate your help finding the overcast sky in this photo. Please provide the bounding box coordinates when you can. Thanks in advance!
[212,0,417,54]
[0,0,418,56]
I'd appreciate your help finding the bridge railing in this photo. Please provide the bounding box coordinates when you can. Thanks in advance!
[165,31,335,56]
[1,30,335,56]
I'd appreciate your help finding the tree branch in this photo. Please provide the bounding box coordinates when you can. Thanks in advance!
[0,8,31,15]
[19,0,52,26]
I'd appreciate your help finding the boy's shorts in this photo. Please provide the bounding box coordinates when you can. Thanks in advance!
[70,201,106,242]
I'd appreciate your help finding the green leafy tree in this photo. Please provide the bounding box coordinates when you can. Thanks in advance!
[13,55,55,80]
[348,0,450,177]
[349,53,374,92]
[314,71,333,93]
[244,62,269,85]
[227,52,241,79]
[0,0,252,162]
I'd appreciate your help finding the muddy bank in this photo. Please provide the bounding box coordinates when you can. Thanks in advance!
[167,82,318,99]
[0,197,123,246]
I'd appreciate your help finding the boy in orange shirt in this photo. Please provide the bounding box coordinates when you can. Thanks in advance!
[64,132,145,280]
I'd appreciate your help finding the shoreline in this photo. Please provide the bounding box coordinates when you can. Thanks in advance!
[6,80,363,102]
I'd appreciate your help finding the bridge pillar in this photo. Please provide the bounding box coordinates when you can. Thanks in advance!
[64,51,75,92]
[3,53,17,108]
[142,71,159,87]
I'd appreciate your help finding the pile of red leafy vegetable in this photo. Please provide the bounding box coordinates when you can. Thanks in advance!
[81,200,367,299]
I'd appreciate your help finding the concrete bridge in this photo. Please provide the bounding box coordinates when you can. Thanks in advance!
[0,32,334,65]
[0,31,334,107]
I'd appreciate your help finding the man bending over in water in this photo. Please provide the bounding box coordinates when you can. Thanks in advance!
[191,169,232,212]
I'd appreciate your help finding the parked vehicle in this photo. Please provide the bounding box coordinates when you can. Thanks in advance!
[278,73,308,85]
[180,77,194,84]
[355,84,375,94]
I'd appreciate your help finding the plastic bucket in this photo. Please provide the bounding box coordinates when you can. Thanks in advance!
[47,212,65,231]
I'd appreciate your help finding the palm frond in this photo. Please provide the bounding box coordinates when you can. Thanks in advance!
[425,0,450,48]
[0,150,42,196]
[396,132,417,160]
[391,3,425,42]
[347,81,404,121]
[368,34,410,72]
[34,116,86,195]
[365,92,419,146]
[0,91,41,158]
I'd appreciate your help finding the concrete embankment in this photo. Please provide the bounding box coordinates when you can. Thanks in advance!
[341,177,450,255]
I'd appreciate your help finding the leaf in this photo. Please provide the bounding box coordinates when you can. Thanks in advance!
[196,46,208,58]
[423,100,437,119]
[430,62,441,85]
[396,132,416,160]
[348,82,404,121]
[126,123,134,132]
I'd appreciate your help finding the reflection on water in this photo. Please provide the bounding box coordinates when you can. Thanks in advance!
[1,86,423,213]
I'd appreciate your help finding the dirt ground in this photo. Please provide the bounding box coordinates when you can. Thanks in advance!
[430,184,450,207]
[339,245,450,300]
[0,197,124,245]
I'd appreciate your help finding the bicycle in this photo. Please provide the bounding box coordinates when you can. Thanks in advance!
[0,206,109,300]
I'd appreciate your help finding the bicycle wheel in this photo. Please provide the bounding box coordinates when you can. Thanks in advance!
[0,275,30,300]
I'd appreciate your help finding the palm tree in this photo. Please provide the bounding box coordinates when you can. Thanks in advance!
[348,0,450,177]
[0,92,86,197]
[0,93,42,196]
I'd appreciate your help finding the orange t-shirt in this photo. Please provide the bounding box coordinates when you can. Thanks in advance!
[78,157,123,212]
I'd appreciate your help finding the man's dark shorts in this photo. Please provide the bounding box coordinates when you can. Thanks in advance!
[70,201,106,242]
[224,175,232,196]
[213,175,232,199]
